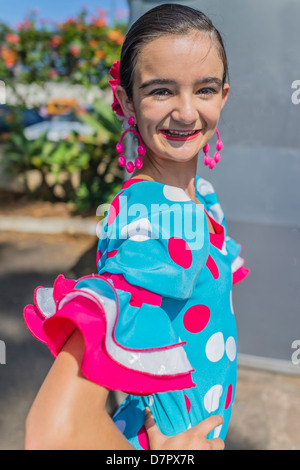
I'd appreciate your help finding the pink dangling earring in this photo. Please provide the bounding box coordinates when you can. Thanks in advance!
[116,116,146,173]
[203,128,223,170]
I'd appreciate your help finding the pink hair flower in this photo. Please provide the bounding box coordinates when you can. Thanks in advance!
[109,60,120,80]
[108,60,124,118]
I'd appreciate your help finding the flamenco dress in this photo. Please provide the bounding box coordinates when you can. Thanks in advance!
[24,175,249,449]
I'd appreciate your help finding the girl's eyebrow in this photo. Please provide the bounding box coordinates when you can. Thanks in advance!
[139,78,177,89]
[139,76,223,89]
[198,77,223,88]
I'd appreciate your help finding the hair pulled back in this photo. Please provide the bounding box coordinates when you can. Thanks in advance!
[120,3,229,100]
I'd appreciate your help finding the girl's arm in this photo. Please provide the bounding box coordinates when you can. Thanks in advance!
[24,329,134,450]
[24,329,224,450]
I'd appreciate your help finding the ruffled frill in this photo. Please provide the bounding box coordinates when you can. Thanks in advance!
[24,274,195,396]
[226,238,250,285]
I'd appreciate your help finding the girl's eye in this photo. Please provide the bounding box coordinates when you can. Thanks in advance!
[149,89,171,97]
[198,88,217,97]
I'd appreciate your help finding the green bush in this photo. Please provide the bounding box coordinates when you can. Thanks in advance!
[0,8,127,212]
[0,8,126,90]
[3,99,124,212]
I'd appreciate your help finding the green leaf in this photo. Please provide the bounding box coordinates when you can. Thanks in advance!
[31,156,43,168]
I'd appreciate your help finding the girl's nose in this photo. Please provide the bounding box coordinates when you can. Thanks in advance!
[171,94,199,124]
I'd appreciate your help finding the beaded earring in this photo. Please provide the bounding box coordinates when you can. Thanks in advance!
[203,128,223,170]
[116,116,146,173]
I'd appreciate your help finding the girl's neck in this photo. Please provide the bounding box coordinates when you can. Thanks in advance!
[131,154,199,201]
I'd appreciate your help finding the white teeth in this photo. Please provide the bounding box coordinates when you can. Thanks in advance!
[165,130,197,136]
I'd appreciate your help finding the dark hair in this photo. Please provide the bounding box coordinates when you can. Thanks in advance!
[120,3,229,99]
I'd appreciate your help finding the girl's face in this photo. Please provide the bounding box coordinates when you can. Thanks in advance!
[118,32,230,164]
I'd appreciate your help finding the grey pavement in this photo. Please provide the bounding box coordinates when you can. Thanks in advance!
[0,229,299,450]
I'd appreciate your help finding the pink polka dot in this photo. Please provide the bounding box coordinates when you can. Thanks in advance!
[107,191,124,226]
[137,425,150,450]
[168,237,192,268]
[206,254,219,279]
[184,394,191,413]
[107,249,118,258]
[225,384,233,409]
[96,250,102,265]
[183,305,210,333]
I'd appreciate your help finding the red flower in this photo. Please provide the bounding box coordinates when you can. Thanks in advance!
[69,44,80,56]
[51,35,63,48]
[5,33,20,44]
[108,61,124,117]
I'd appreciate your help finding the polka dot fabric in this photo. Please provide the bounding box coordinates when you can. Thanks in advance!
[98,175,248,449]
[24,174,249,450]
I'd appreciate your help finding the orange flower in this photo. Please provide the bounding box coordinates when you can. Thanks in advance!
[93,18,106,28]
[95,49,104,59]
[107,29,122,41]
[89,39,98,48]
[116,35,125,45]
[1,46,17,68]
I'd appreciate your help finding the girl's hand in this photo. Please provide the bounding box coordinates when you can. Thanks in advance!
[144,407,225,450]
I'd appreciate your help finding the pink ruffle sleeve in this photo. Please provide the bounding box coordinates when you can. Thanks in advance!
[24,274,195,396]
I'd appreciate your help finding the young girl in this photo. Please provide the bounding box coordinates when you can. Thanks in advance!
[23,4,249,450]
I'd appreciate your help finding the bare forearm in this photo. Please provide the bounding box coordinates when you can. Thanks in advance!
[26,406,134,450]
[25,330,134,450]
[66,410,135,450]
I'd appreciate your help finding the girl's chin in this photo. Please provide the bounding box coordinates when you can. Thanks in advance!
[148,149,199,163]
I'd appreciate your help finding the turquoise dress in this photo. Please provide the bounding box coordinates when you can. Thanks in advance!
[24,175,249,450]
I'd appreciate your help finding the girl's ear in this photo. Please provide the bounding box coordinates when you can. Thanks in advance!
[115,86,135,119]
[221,83,230,110]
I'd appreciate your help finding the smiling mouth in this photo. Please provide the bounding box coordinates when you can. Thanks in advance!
[160,129,201,141]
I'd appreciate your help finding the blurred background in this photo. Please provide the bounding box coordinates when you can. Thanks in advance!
[0,0,299,450]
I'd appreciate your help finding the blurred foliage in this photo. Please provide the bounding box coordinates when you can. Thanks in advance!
[2,99,124,212]
[0,7,127,212]
[0,7,126,91]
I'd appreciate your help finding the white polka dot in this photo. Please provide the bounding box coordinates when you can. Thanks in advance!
[231,255,244,273]
[115,420,126,433]
[213,424,222,438]
[219,241,228,256]
[196,177,215,197]
[148,395,154,407]
[204,385,223,413]
[230,291,234,315]
[187,423,192,430]
[121,218,152,241]
[208,203,224,224]
[163,185,191,202]
[226,337,237,362]
[205,332,225,362]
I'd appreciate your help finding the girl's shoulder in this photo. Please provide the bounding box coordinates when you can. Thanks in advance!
[195,175,225,226]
